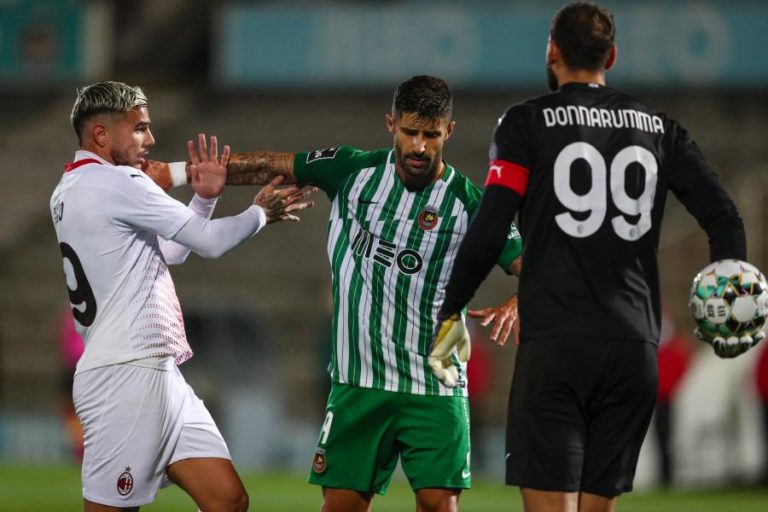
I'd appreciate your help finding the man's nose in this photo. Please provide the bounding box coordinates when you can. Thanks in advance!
[412,135,426,153]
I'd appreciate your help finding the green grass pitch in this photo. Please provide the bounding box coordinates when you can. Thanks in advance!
[1,464,767,511]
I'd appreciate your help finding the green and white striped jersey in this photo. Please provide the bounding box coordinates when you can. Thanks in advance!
[295,146,522,397]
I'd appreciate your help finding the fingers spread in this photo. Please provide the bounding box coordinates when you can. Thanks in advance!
[197,133,208,162]
[187,140,199,164]
[210,135,218,161]
[221,145,231,167]
[269,175,285,187]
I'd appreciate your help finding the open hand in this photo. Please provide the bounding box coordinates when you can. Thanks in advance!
[468,294,519,346]
[188,133,229,199]
[254,175,317,223]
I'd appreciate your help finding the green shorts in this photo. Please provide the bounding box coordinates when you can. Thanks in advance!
[308,383,471,494]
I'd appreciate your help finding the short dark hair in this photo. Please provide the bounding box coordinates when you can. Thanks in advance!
[392,75,453,122]
[550,2,615,72]
[70,81,149,145]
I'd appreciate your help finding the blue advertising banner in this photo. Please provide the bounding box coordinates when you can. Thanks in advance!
[0,0,82,82]
[0,0,109,85]
[214,2,768,88]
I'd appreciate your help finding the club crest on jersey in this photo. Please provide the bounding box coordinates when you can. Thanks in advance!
[312,448,327,474]
[418,206,439,231]
[306,147,340,163]
[116,467,134,496]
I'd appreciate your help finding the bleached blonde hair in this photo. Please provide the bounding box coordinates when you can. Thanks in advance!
[70,81,149,144]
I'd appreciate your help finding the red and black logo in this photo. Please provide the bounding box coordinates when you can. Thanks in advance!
[312,448,327,474]
[116,467,134,496]
[418,206,439,231]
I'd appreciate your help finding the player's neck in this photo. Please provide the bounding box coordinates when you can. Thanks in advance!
[396,160,445,191]
[79,142,115,165]
[557,69,606,88]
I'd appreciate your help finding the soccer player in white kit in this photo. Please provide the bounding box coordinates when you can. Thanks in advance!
[50,81,314,512]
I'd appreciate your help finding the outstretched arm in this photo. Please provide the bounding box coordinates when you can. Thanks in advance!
[145,149,297,190]
[439,185,522,319]
[468,294,519,347]
[226,152,297,185]
[466,256,522,346]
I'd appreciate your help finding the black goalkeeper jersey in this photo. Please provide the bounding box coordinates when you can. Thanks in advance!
[491,82,741,344]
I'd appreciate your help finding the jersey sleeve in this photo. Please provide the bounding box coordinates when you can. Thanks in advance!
[486,103,537,196]
[666,120,741,229]
[455,173,523,274]
[293,146,389,197]
[665,119,746,260]
[109,170,194,239]
[495,223,523,273]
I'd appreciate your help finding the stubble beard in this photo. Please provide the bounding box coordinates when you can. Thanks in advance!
[395,145,436,183]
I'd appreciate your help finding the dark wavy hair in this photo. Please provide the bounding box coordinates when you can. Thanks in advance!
[392,75,453,121]
[550,2,615,72]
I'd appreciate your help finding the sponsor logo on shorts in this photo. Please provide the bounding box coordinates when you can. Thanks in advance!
[312,448,327,474]
[306,147,340,163]
[117,467,134,496]
[418,206,439,231]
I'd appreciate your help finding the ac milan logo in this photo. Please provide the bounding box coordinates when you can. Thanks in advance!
[312,448,327,474]
[418,206,439,231]
[116,467,134,496]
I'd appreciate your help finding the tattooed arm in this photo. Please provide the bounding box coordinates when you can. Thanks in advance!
[226,151,297,185]
[145,151,297,191]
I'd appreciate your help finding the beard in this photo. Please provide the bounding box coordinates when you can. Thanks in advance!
[395,145,435,179]
[111,147,143,169]
[547,63,559,91]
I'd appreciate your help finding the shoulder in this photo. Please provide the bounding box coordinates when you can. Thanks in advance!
[446,167,483,209]
[301,145,388,166]
[497,99,539,125]
[107,165,160,193]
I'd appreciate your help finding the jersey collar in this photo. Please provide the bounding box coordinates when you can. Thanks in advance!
[560,82,611,92]
[65,150,111,173]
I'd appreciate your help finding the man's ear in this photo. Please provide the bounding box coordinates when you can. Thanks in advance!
[546,37,560,65]
[91,121,109,148]
[445,120,456,140]
[605,44,617,71]
[385,112,396,135]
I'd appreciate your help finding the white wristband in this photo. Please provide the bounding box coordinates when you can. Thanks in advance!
[169,162,188,187]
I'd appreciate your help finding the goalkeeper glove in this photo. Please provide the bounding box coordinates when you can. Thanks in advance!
[428,313,471,387]
[694,328,765,359]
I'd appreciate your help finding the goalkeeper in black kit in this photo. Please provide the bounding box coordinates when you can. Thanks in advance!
[432,2,760,512]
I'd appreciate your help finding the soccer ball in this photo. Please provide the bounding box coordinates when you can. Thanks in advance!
[688,259,768,346]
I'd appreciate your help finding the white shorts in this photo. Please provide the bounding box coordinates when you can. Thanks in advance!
[73,359,230,507]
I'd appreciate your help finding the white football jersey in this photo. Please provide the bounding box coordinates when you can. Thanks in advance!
[51,150,195,373]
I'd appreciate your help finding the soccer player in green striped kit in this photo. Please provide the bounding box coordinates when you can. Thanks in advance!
[154,75,522,512]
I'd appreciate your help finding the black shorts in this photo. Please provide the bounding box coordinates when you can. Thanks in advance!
[505,337,658,498]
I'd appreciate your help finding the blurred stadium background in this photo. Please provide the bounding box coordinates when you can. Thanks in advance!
[1,0,768,509]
